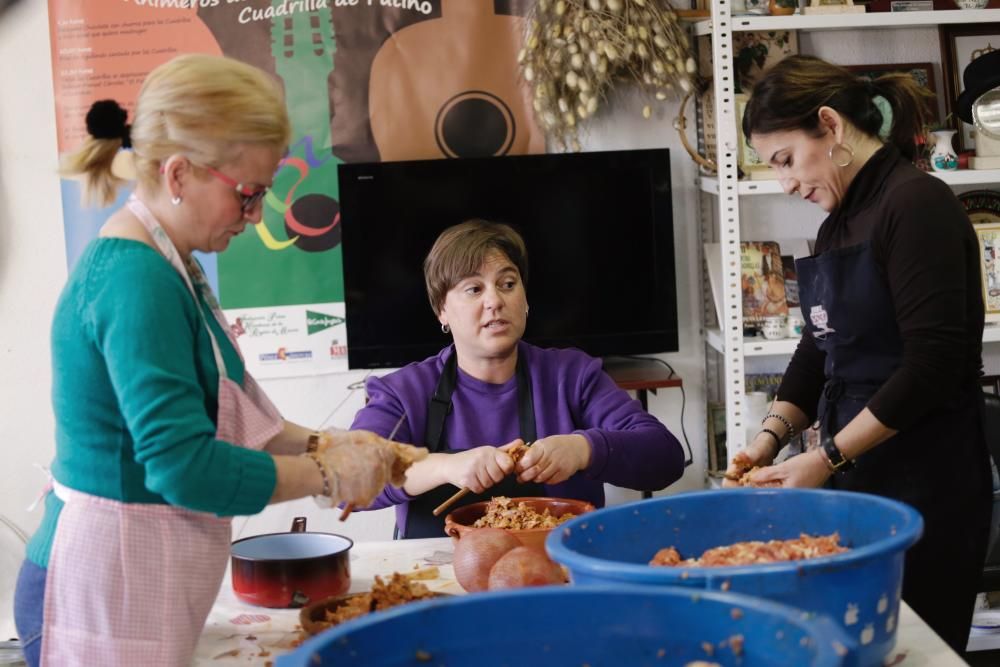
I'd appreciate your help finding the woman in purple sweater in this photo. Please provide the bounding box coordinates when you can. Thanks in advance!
[350,220,684,538]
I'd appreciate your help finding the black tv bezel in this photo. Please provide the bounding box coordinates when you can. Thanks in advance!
[338,149,678,370]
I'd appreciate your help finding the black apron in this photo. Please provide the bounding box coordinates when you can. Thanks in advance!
[400,352,544,539]
[797,241,992,652]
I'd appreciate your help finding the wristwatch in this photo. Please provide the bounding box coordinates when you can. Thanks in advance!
[821,434,854,473]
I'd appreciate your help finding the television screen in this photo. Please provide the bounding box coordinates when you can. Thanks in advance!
[338,148,678,369]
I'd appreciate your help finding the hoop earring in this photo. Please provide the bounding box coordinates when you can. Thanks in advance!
[171,195,182,206]
[828,142,854,168]
[441,323,450,334]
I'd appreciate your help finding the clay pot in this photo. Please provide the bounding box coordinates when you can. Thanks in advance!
[444,497,595,551]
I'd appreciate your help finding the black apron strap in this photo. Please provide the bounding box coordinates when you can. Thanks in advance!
[401,348,543,539]
[424,352,458,453]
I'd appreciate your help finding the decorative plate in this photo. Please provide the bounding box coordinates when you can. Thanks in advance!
[959,189,1000,225]
[971,609,1000,630]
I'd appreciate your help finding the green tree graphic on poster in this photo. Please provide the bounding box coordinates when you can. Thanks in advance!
[218,4,343,309]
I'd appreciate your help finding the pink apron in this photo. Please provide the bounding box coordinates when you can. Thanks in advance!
[40,196,284,666]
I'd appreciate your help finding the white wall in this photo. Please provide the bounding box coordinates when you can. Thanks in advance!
[0,1,709,550]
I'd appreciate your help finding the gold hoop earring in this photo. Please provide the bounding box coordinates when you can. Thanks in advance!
[441,323,450,334]
[828,142,854,168]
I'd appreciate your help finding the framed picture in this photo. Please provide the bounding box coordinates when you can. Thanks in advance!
[731,31,798,95]
[974,222,1000,322]
[939,24,1000,153]
[736,94,768,173]
[845,62,939,124]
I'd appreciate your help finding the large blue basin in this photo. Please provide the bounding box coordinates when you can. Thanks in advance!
[276,584,855,666]
[546,489,923,667]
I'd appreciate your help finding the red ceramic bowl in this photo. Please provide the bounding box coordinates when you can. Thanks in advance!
[231,517,352,608]
[444,497,595,551]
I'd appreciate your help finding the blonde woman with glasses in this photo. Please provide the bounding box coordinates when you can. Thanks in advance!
[13,54,425,667]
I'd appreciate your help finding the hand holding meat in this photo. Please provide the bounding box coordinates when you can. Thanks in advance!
[317,429,428,506]
[441,444,518,494]
[515,434,591,485]
[722,433,779,488]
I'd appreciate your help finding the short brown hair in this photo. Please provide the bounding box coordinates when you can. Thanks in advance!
[743,55,933,161]
[423,220,528,315]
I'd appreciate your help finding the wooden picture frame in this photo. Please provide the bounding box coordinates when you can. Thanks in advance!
[845,62,939,124]
[939,23,1000,153]
[974,222,1000,322]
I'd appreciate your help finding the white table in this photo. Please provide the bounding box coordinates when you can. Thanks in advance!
[193,537,968,666]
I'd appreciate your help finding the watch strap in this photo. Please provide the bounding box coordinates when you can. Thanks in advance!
[821,434,853,473]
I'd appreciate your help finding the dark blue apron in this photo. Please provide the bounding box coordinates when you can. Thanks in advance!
[400,351,544,539]
[796,241,991,651]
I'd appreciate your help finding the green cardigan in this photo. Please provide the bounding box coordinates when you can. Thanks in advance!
[27,238,277,568]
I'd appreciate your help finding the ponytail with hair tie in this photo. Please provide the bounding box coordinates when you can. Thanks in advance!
[85,100,132,148]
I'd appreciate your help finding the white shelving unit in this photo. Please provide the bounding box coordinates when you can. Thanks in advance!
[707,324,1000,358]
[699,169,1000,195]
[697,5,1000,461]
[693,8,1000,36]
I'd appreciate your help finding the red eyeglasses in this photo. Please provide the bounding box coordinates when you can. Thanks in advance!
[202,166,269,213]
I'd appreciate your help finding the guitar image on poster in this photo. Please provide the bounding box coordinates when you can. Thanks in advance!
[217,3,345,310]
[367,0,544,161]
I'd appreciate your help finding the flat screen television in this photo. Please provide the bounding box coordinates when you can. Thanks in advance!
[338,148,678,369]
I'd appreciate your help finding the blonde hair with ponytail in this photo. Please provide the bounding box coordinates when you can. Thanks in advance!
[60,54,291,207]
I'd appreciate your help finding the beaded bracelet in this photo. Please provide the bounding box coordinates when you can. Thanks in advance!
[758,428,782,454]
[306,452,333,497]
[762,412,796,441]
[306,432,324,453]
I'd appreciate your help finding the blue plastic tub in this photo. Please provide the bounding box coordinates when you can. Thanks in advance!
[546,489,923,667]
[275,584,854,667]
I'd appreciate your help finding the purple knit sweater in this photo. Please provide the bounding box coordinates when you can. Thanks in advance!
[350,341,684,530]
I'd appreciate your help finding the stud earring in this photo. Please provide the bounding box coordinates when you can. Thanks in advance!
[441,323,450,334]
[171,195,182,206]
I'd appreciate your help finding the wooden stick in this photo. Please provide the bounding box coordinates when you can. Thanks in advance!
[432,441,533,517]
[432,487,470,517]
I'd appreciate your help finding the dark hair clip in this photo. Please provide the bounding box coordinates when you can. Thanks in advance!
[85,99,131,148]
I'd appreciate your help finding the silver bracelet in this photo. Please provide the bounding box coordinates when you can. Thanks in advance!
[763,412,795,441]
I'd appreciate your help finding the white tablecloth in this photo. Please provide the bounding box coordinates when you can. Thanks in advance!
[192,537,968,666]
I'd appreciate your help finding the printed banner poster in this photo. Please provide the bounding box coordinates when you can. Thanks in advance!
[48,0,543,379]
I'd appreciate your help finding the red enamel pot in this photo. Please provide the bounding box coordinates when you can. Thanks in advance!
[231,517,352,608]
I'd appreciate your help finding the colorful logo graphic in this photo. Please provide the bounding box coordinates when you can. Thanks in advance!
[259,348,313,363]
[307,310,345,335]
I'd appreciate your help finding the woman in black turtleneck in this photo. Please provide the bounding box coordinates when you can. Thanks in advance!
[725,55,992,653]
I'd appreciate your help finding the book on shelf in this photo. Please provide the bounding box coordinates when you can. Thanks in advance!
[745,372,784,400]
[741,241,788,326]
[775,238,812,313]
[781,254,800,310]
[704,242,724,326]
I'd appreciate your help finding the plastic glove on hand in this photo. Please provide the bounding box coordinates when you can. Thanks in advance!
[315,429,428,507]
